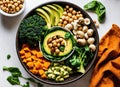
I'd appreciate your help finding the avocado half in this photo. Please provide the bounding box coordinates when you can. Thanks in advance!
[40,27,75,62]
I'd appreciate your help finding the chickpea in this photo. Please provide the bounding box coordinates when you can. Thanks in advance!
[58,23,62,26]
[53,42,57,47]
[51,48,55,53]
[59,19,63,23]
[47,38,52,43]
[11,5,15,9]
[61,15,65,20]
[59,38,63,42]
[61,40,66,45]
[72,10,76,15]
[17,1,21,4]
[55,39,60,43]
[19,4,23,9]
[10,1,14,4]
[65,16,70,21]
[48,43,53,48]
[63,21,67,25]
[14,3,18,6]
[65,5,69,9]
[63,11,67,16]
[68,13,72,18]
[13,0,17,2]
[55,49,60,54]
[69,18,73,22]
[16,7,20,12]
[0,1,3,5]
[52,36,57,40]
[57,43,60,47]
[69,7,73,12]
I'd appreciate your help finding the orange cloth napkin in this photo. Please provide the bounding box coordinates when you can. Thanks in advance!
[90,24,120,87]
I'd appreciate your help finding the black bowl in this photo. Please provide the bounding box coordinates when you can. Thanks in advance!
[16,1,99,85]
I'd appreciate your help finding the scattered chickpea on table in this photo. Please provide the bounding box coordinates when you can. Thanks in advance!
[0,0,24,14]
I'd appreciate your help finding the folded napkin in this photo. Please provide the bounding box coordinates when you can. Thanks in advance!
[90,24,120,87]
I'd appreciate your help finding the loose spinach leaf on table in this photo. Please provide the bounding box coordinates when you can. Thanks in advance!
[22,82,30,87]
[3,66,43,87]
[3,66,22,77]
[7,76,20,85]
[84,0,106,23]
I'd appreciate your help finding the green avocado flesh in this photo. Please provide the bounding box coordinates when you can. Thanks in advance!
[43,30,73,56]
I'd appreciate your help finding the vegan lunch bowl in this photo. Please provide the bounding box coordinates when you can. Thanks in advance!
[16,1,99,85]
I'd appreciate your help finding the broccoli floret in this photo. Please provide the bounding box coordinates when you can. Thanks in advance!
[18,14,47,46]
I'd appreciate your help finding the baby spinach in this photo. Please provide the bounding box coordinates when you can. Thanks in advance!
[22,82,30,87]
[59,45,65,52]
[3,66,22,77]
[65,32,71,39]
[84,0,106,23]
[3,66,43,87]
[7,76,20,85]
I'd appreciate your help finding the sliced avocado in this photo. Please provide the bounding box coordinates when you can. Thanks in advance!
[43,30,73,56]
[47,5,60,25]
[52,4,63,17]
[42,6,55,26]
[36,8,51,29]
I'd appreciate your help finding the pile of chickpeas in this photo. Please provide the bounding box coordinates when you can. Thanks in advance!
[47,35,66,54]
[58,5,83,27]
[0,0,24,14]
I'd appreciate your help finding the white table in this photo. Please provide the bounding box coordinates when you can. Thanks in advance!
[0,0,120,87]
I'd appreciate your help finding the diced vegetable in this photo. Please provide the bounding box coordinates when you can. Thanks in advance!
[45,63,72,82]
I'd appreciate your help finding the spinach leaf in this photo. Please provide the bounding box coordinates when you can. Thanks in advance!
[65,32,71,39]
[84,0,106,23]
[7,76,20,85]
[3,66,22,77]
[84,1,97,10]
[22,82,30,87]
[59,45,65,52]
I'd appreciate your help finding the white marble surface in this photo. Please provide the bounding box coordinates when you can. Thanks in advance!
[0,0,120,87]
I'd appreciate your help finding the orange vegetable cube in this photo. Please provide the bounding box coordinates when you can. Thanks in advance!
[34,62,41,69]
[31,50,37,55]
[23,47,30,52]
[19,50,25,55]
[36,52,43,58]
[39,69,45,75]
[43,62,51,68]
[25,52,31,58]
[41,74,47,79]
[27,62,34,68]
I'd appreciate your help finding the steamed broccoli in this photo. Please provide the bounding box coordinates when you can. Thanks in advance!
[18,14,47,46]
